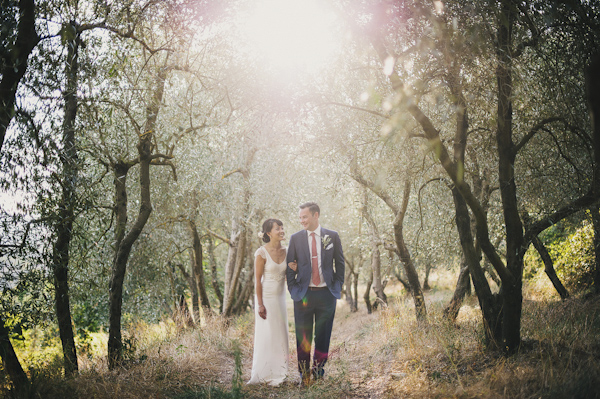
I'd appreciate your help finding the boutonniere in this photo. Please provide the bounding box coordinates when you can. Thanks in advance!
[322,235,333,250]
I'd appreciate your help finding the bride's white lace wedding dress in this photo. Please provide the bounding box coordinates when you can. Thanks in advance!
[247,246,289,386]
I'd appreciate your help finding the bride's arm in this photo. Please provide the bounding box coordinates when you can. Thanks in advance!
[254,254,267,319]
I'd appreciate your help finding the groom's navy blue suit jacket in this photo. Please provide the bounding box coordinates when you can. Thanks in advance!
[286,228,345,301]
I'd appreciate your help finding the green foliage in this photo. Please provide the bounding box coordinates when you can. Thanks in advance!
[524,220,595,293]
[553,221,595,292]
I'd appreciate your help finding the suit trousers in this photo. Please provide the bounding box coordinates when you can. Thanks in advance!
[293,288,336,377]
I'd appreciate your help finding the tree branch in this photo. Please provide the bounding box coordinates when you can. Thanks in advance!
[207,229,232,246]
[514,117,562,154]
[322,101,389,119]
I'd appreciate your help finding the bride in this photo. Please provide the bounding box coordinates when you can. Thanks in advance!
[247,218,296,386]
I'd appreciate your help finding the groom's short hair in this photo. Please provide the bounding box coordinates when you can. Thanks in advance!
[299,202,320,216]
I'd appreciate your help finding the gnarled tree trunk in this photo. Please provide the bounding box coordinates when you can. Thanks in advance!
[394,180,427,322]
[52,23,79,376]
[189,219,211,314]
[444,258,470,321]
[345,256,359,312]
[221,148,256,317]
[586,55,600,294]
[361,192,387,308]
[532,236,569,299]
[108,138,153,369]
[0,316,29,397]
[496,1,524,353]
[221,224,239,315]
[108,64,170,369]
[592,207,600,294]
[350,167,424,320]
[0,0,39,152]
[363,265,373,314]
[206,235,223,308]
[178,255,199,325]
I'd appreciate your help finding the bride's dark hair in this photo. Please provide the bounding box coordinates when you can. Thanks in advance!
[261,218,283,243]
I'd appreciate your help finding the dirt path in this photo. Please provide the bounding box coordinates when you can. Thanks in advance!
[241,284,448,398]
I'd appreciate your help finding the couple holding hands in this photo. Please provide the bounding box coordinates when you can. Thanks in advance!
[247,202,345,387]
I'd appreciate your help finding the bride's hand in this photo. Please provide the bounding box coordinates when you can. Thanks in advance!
[288,261,297,272]
[258,305,267,320]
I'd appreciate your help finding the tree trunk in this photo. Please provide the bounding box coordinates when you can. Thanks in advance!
[483,258,502,287]
[175,294,194,328]
[0,0,39,152]
[178,257,199,325]
[443,44,502,341]
[352,268,359,310]
[222,222,240,314]
[232,263,254,315]
[189,250,201,321]
[345,259,353,307]
[206,235,223,309]
[189,220,211,314]
[107,162,130,369]
[363,266,373,314]
[393,260,412,293]
[167,262,177,313]
[108,64,168,369]
[370,247,386,310]
[496,0,524,353]
[444,258,470,321]
[586,55,600,294]
[423,262,432,291]
[592,207,600,295]
[223,227,247,316]
[394,180,427,322]
[51,24,80,376]
[532,236,569,299]
[361,193,387,307]
[0,316,29,397]
[345,257,358,312]
[108,139,153,368]
[452,187,502,345]
[350,169,422,318]
[221,148,256,316]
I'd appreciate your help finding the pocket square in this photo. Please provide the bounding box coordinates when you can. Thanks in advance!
[325,243,333,250]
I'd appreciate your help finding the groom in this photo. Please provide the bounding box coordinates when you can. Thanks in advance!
[286,202,345,386]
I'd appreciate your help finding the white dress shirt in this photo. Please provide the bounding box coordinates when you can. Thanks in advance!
[307,225,326,287]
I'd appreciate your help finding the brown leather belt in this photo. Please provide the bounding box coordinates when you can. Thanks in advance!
[309,286,327,291]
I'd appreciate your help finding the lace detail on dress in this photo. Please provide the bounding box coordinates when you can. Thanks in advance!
[255,246,287,282]
[264,271,286,282]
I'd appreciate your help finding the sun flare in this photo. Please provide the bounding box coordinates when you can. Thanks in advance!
[239,0,341,74]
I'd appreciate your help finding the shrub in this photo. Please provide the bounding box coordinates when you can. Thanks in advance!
[524,220,595,293]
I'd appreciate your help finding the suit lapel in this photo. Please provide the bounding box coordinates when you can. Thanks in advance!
[320,228,327,265]
[300,230,310,260]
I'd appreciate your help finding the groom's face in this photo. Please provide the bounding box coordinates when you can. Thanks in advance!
[299,208,319,231]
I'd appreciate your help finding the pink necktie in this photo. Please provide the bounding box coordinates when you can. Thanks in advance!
[311,232,320,285]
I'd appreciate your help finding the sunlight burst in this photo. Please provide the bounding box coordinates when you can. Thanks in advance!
[240,0,341,74]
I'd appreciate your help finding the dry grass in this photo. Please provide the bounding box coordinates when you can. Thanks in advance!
[8,276,600,399]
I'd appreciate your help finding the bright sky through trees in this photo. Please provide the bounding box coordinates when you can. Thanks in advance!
[238,0,342,75]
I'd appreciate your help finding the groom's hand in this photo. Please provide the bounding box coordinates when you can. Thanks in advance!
[288,261,297,272]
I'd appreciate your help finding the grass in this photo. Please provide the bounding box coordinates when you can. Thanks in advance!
[4,272,600,398]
